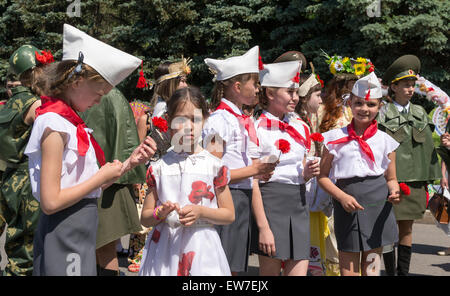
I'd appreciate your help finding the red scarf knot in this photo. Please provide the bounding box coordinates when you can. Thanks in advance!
[327,119,378,162]
[216,101,259,146]
[259,113,311,150]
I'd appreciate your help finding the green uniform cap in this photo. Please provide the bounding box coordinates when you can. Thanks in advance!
[382,55,421,85]
[8,45,41,77]
[273,51,307,71]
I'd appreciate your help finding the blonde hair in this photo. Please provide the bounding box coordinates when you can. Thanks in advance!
[39,60,106,98]
[210,72,259,110]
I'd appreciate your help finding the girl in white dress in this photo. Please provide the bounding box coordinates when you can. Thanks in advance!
[139,86,235,276]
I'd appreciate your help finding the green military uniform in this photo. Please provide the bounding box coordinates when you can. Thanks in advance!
[0,86,41,276]
[81,88,146,250]
[378,55,441,221]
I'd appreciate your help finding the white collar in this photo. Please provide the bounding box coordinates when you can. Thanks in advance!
[393,100,410,113]
[221,98,243,115]
[262,110,288,123]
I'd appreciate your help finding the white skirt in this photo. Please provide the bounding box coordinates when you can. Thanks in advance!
[138,220,231,276]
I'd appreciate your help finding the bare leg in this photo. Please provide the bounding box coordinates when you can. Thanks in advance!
[258,255,282,276]
[96,240,119,274]
[282,259,309,276]
[339,251,361,276]
[361,248,382,276]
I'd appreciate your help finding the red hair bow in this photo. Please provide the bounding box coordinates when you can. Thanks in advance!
[35,50,54,65]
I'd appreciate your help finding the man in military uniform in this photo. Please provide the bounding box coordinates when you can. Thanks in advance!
[377,55,441,276]
[0,45,49,275]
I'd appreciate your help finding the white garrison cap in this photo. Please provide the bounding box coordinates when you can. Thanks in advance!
[204,46,260,81]
[62,24,141,86]
[260,61,302,88]
[352,72,383,100]
[298,74,320,97]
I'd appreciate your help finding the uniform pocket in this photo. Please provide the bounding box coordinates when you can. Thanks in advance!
[412,127,426,143]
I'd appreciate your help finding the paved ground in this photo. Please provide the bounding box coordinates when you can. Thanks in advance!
[2,211,449,276]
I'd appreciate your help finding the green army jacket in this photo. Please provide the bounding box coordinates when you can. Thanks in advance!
[436,120,450,171]
[377,102,441,182]
[0,86,38,165]
[81,88,146,185]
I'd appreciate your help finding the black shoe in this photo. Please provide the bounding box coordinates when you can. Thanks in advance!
[97,266,119,276]
[397,245,412,276]
[383,250,396,276]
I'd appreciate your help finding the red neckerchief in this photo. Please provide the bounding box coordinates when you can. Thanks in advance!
[259,113,311,150]
[216,101,259,146]
[35,96,106,166]
[327,119,378,162]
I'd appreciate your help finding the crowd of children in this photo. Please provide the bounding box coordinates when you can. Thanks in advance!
[0,23,447,276]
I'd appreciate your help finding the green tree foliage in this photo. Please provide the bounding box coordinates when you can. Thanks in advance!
[0,0,448,101]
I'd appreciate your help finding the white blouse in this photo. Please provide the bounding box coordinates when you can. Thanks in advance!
[202,98,255,190]
[322,126,399,180]
[152,97,167,118]
[24,112,102,201]
[253,110,308,185]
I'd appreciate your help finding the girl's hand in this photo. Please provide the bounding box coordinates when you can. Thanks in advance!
[441,177,449,189]
[99,160,123,184]
[157,201,179,219]
[387,190,401,204]
[340,194,364,213]
[303,159,320,181]
[441,133,450,149]
[252,158,278,176]
[259,227,276,257]
[129,136,157,167]
[178,205,203,226]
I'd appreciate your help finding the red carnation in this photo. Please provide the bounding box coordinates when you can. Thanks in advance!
[368,62,375,73]
[35,50,54,65]
[152,116,168,133]
[275,139,291,154]
[310,133,324,143]
[399,183,411,196]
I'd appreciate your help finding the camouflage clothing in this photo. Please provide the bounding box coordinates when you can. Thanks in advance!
[0,86,40,276]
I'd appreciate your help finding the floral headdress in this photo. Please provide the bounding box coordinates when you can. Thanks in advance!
[156,57,191,84]
[321,50,374,78]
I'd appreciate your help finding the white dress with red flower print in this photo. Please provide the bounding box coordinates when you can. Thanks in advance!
[138,149,231,276]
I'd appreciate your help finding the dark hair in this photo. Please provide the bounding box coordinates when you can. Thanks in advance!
[167,86,210,124]
[150,61,183,108]
[386,77,417,103]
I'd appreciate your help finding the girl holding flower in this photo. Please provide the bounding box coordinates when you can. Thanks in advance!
[250,61,320,276]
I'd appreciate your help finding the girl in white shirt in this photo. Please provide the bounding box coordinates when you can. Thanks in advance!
[25,24,156,276]
[202,46,277,274]
[318,72,401,276]
[251,61,320,276]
